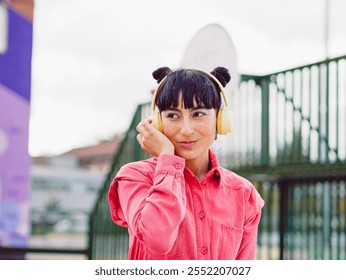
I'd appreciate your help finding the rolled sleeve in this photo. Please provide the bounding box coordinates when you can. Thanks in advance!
[108,154,187,255]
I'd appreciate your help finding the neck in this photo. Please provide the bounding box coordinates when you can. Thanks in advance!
[185,152,210,181]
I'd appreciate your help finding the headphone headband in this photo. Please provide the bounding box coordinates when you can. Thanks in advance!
[151,68,230,112]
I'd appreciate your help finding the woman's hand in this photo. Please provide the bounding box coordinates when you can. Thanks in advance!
[136,119,175,157]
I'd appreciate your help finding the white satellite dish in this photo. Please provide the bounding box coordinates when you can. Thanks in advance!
[180,23,239,94]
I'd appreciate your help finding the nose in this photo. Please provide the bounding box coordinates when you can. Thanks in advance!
[180,118,194,136]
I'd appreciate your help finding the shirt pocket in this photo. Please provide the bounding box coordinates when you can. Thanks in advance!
[145,219,186,260]
[219,224,244,260]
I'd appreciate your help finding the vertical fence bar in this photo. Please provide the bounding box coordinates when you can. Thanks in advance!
[323,181,331,259]
[279,180,288,259]
[290,72,295,164]
[266,182,273,259]
[245,82,250,164]
[297,71,302,164]
[318,65,323,163]
[325,62,330,163]
[301,182,308,259]
[331,181,338,259]
[308,67,312,162]
[275,75,280,165]
[307,183,313,259]
[256,182,263,259]
[283,74,288,164]
[261,77,270,166]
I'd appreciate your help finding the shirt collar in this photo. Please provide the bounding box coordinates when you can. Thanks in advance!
[208,149,219,169]
[182,149,222,185]
[208,149,222,182]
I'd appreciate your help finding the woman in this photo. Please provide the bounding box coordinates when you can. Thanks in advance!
[108,66,264,260]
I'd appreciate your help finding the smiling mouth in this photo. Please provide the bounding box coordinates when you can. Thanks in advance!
[178,141,197,148]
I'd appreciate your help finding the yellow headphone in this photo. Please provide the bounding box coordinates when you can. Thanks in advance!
[150,69,233,135]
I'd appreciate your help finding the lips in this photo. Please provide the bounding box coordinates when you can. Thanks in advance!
[178,140,197,148]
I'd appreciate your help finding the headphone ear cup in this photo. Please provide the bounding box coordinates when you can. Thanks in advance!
[150,111,163,133]
[217,109,233,135]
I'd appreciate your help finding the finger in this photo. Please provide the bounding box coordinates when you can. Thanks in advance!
[136,120,143,129]
[140,119,152,127]
[137,120,155,136]
[136,120,146,133]
[136,134,143,145]
[136,119,151,132]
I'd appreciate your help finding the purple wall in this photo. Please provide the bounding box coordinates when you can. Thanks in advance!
[0,6,33,247]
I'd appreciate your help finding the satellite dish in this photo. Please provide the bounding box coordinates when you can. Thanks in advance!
[180,23,239,94]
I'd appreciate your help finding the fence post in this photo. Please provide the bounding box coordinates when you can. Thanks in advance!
[279,179,289,260]
[260,77,270,166]
[133,105,144,161]
[87,215,93,260]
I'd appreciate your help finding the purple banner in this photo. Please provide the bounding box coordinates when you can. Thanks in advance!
[0,5,33,247]
[0,84,31,246]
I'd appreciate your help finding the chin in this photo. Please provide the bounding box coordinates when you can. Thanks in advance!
[175,149,198,160]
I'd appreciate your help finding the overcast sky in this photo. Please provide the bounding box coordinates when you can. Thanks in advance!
[28,0,346,156]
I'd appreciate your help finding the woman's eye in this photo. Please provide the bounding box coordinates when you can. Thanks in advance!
[166,113,179,119]
[193,111,206,117]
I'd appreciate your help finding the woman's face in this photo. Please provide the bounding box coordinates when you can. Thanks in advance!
[161,94,217,163]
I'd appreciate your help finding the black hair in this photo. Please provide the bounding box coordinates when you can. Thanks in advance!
[152,67,231,112]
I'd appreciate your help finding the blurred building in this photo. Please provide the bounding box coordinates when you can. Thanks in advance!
[30,137,120,235]
[62,138,120,173]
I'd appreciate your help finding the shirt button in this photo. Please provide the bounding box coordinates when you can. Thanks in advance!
[198,211,205,219]
[214,170,220,177]
[201,246,208,255]
[174,163,182,169]
[137,232,143,240]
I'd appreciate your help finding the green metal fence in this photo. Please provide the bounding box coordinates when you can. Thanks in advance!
[89,55,346,260]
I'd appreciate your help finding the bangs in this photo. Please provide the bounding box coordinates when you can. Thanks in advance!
[156,69,221,111]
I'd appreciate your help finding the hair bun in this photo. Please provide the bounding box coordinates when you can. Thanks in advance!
[210,67,231,87]
[152,67,172,83]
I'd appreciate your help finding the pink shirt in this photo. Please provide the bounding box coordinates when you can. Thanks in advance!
[108,149,264,260]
